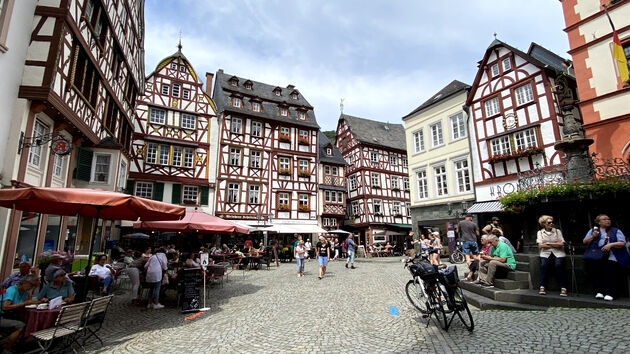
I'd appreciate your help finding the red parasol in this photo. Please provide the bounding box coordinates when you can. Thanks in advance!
[134,209,249,234]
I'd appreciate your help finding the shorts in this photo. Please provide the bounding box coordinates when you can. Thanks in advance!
[318,256,328,266]
[462,241,479,255]
[406,249,415,258]
[0,318,25,335]
[347,250,355,263]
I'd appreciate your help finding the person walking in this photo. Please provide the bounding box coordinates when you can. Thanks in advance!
[294,241,306,277]
[405,231,416,258]
[145,248,168,309]
[271,236,280,267]
[345,234,357,269]
[316,236,331,279]
[332,238,340,261]
[458,214,480,266]
[304,239,312,262]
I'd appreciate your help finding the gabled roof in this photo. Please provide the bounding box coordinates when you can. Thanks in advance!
[402,80,470,120]
[339,114,406,151]
[466,39,573,106]
[212,71,319,129]
[317,131,346,165]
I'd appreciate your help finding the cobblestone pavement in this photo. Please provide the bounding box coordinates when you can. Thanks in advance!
[85,257,630,353]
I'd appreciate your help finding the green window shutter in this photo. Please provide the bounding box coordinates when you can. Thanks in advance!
[126,179,135,195]
[153,182,164,201]
[73,147,93,182]
[200,185,209,205]
[171,183,181,204]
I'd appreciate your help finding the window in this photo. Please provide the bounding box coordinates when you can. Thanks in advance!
[280,107,288,117]
[371,172,380,187]
[248,184,260,204]
[291,92,299,100]
[412,129,425,153]
[514,128,538,150]
[161,84,169,95]
[182,89,190,100]
[515,83,534,106]
[181,113,196,129]
[117,160,127,190]
[491,63,499,77]
[347,155,354,165]
[502,58,511,71]
[232,97,242,108]
[53,155,65,177]
[251,121,262,137]
[416,170,428,199]
[28,121,48,167]
[390,153,398,166]
[230,79,238,87]
[298,194,308,207]
[351,201,360,216]
[183,148,194,168]
[146,143,157,164]
[392,201,401,215]
[430,122,444,148]
[158,145,169,165]
[403,177,409,190]
[71,44,100,107]
[135,182,153,199]
[279,157,290,170]
[402,157,408,168]
[182,185,198,204]
[244,82,253,90]
[298,111,306,120]
[298,159,308,172]
[484,97,500,117]
[227,183,239,203]
[326,147,332,155]
[172,84,180,98]
[278,192,289,208]
[172,146,182,166]
[454,159,471,193]
[373,199,382,214]
[85,0,108,45]
[324,190,330,202]
[332,166,338,175]
[92,154,111,183]
[406,202,411,216]
[299,130,308,139]
[179,65,186,72]
[280,127,290,140]
[337,192,343,203]
[370,151,378,163]
[229,148,241,166]
[391,176,400,190]
[252,102,261,112]
[149,108,165,124]
[349,175,357,190]
[231,118,242,134]
[274,89,281,97]
[434,165,448,196]
[170,63,177,70]
[490,135,511,155]
[250,150,261,168]
[450,112,466,140]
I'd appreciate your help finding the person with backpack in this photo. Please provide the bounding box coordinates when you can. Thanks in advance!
[345,234,357,269]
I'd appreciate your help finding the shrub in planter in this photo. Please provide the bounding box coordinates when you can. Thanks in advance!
[298,205,310,212]
[279,135,291,143]
[279,169,291,176]
[278,204,290,211]
[298,170,310,178]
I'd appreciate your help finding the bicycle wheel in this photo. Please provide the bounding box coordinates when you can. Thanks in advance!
[449,251,465,264]
[405,279,430,314]
[453,287,474,331]
[429,284,449,330]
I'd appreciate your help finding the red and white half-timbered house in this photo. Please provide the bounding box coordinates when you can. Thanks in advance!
[212,70,325,235]
[129,45,218,213]
[336,114,411,246]
[466,40,576,216]
[317,131,347,231]
[0,0,145,278]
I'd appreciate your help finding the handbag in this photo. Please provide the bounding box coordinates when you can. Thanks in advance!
[583,232,605,261]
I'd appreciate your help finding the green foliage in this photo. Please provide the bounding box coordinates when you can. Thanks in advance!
[323,130,336,144]
[498,177,630,213]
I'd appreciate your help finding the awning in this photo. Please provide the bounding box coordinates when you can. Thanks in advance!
[249,224,326,234]
[387,223,412,229]
[466,201,504,214]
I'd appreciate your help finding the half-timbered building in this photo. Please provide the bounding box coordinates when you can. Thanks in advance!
[212,70,325,235]
[465,40,575,238]
[0,0,145,279]
[336,114,411,246]
[317,131,347,231]
[128,44,218,213]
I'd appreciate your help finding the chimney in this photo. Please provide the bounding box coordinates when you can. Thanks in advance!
[205,72,214,97]
[217,68,224,74]
[286,84,295,90]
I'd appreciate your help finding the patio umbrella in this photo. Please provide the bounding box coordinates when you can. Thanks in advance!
[133,209,250,234]
[327,229,351,235]
[0,187,185,271]
[123,232,150,239]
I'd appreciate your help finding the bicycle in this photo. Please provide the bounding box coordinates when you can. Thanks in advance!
[404,255,474,331]
[448,240,466,264]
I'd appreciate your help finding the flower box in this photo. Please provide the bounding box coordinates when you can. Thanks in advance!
[298,137,310,145]
[279,169,291,176]
[298,171,311,178]
[298,205,310,212]
[278,204,290,211]
[489,146,544,164]
[279,135,291,143]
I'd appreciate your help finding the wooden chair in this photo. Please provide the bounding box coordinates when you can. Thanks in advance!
[31,301,90,353]
[81,295,114,347]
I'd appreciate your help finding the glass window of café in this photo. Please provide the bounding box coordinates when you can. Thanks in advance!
[43,215,63,252]
[14,212,41,267]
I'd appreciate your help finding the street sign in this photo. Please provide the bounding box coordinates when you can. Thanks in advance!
[200,252,209,267]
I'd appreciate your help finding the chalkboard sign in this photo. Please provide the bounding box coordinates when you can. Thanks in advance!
[180,268,201,313]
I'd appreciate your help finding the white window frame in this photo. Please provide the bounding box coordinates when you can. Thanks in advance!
[278,192,289,206]
[349,175,357,190]
[453,158,472,194]
[280,127,290,137]
[514,128,538,150]
[429,121,444,148]
[403,177,409,190]
[146,143,157,164]
[391,176,400,190]
[280,107,288,117]
[227,183,240,203]
[117,160,127,190]
[161,84,169,95]
[298,159,309,172]
[248,184,260,204]
[251,121,262,137]
[502,58,511,71]
[181,113,196,130]
[515,83,534,106]
[53,155,65,178]
[491,63,499,77]
[370,151,378,163]
[158,145,169,165]
[91,153,111,183]
[326,147,332,156]
[229,147,241,166]
[298,194,308,207]
[416,169,428,200]
[135,181,153,199]
[324,190,330,202]
[392,201,401,215]
[172,83,180,98]
[231,118,242,134]
[252,102,261,112]
[183,148,194,168]
[279,157,290,171]
[433,164,448,197]
[351,201,360,216]
[172,146,182,167]
[179,65,186,72]
[233,97,242,108]
[402,157,408,168]
[406,202,411,216]
[449,111,466,141]
[371,172,380,187]
[373,199,382,214]
[182,185,199,204]
[182,89,190,100]
[490,135,512,156]
[28,120,48,168]
[390,153,398,166]
[149,108,166,124]
[250,150,261,168]
[484,97,500,117]
[412,129,425,154]
[332,166,338,175]
[298,111,306,120]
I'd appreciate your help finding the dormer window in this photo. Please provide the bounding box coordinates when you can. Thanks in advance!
[229,77,239,87]
[244,81,253,90]
[326,147,332,156]
[273,88,282,96]
[252,102,261,112]
[280,107,288,117]
[232,97,242,108]
[298,111,306,120]
[291,92,298,100]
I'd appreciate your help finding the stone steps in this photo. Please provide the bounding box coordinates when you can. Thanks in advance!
[461,289,546,311]
[506,270,530,281]
[494,278,530,290]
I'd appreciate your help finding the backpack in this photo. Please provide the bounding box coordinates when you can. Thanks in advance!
[343,238,350,250]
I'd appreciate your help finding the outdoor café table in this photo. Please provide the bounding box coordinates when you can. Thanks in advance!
[22,306,62,338]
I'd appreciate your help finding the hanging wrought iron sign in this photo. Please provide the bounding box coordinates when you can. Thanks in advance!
[18,131,72,156]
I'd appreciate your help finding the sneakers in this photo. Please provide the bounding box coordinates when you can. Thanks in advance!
[539,286,546,295]
[595,293,604,299]
[345,263,348,268]
[350,266,356,269]
[153,303,165,309]
[147,303,154,309]
[604,295,613,301]
[560,288,568,297]
[297,274,301,278]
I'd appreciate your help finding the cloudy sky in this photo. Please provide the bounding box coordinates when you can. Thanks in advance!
[144,0,570,131]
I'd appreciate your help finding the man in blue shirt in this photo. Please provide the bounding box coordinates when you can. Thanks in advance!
[1,275,41,350]
[1,262,32,289]
[345,234,357,269]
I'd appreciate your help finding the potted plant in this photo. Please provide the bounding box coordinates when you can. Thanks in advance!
[298,137,310,145]
[278,204,290,211]
[298,205,310,212]
[279,135,291,143]
[279,168,291,176]
[298,170,310,178]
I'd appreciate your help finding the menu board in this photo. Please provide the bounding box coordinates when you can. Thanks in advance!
[180,268,201,313]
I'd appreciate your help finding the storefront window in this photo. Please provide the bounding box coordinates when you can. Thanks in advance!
[44,215,62,251]
[64,216,78,253]
[76,217,94,255]
[14,212,41,267]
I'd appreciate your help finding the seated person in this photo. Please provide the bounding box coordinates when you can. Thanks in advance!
[1,275,41,351]
[2,262,33,289]
[184,253,200,268]
[477,234,516,286]
[257,242,265,253]
[384,242,393,254]
[464,235,491,281]
[44,254,66,283]
[89,255,114,294]
[123,250,135,264]
[243,239,254,254]
[38,269,75,304]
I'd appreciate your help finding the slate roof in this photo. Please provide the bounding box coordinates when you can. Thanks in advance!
[340,114,407,151]
[317,131,346,165]
[212,70,319,129]
[528,42,574,77]
[402,80,470,120]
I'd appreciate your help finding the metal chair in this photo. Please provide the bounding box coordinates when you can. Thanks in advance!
[31,301,90,353]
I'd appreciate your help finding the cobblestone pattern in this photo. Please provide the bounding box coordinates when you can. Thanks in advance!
[85,258,630,353]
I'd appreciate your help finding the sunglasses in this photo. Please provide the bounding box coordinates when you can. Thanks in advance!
[547,221,553,224]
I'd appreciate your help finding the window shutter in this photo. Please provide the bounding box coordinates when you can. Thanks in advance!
[200,186,209,205]
[171,183,181,204]
[126,179,135,195]
[154,182,164,201]
[73,147,93,182]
